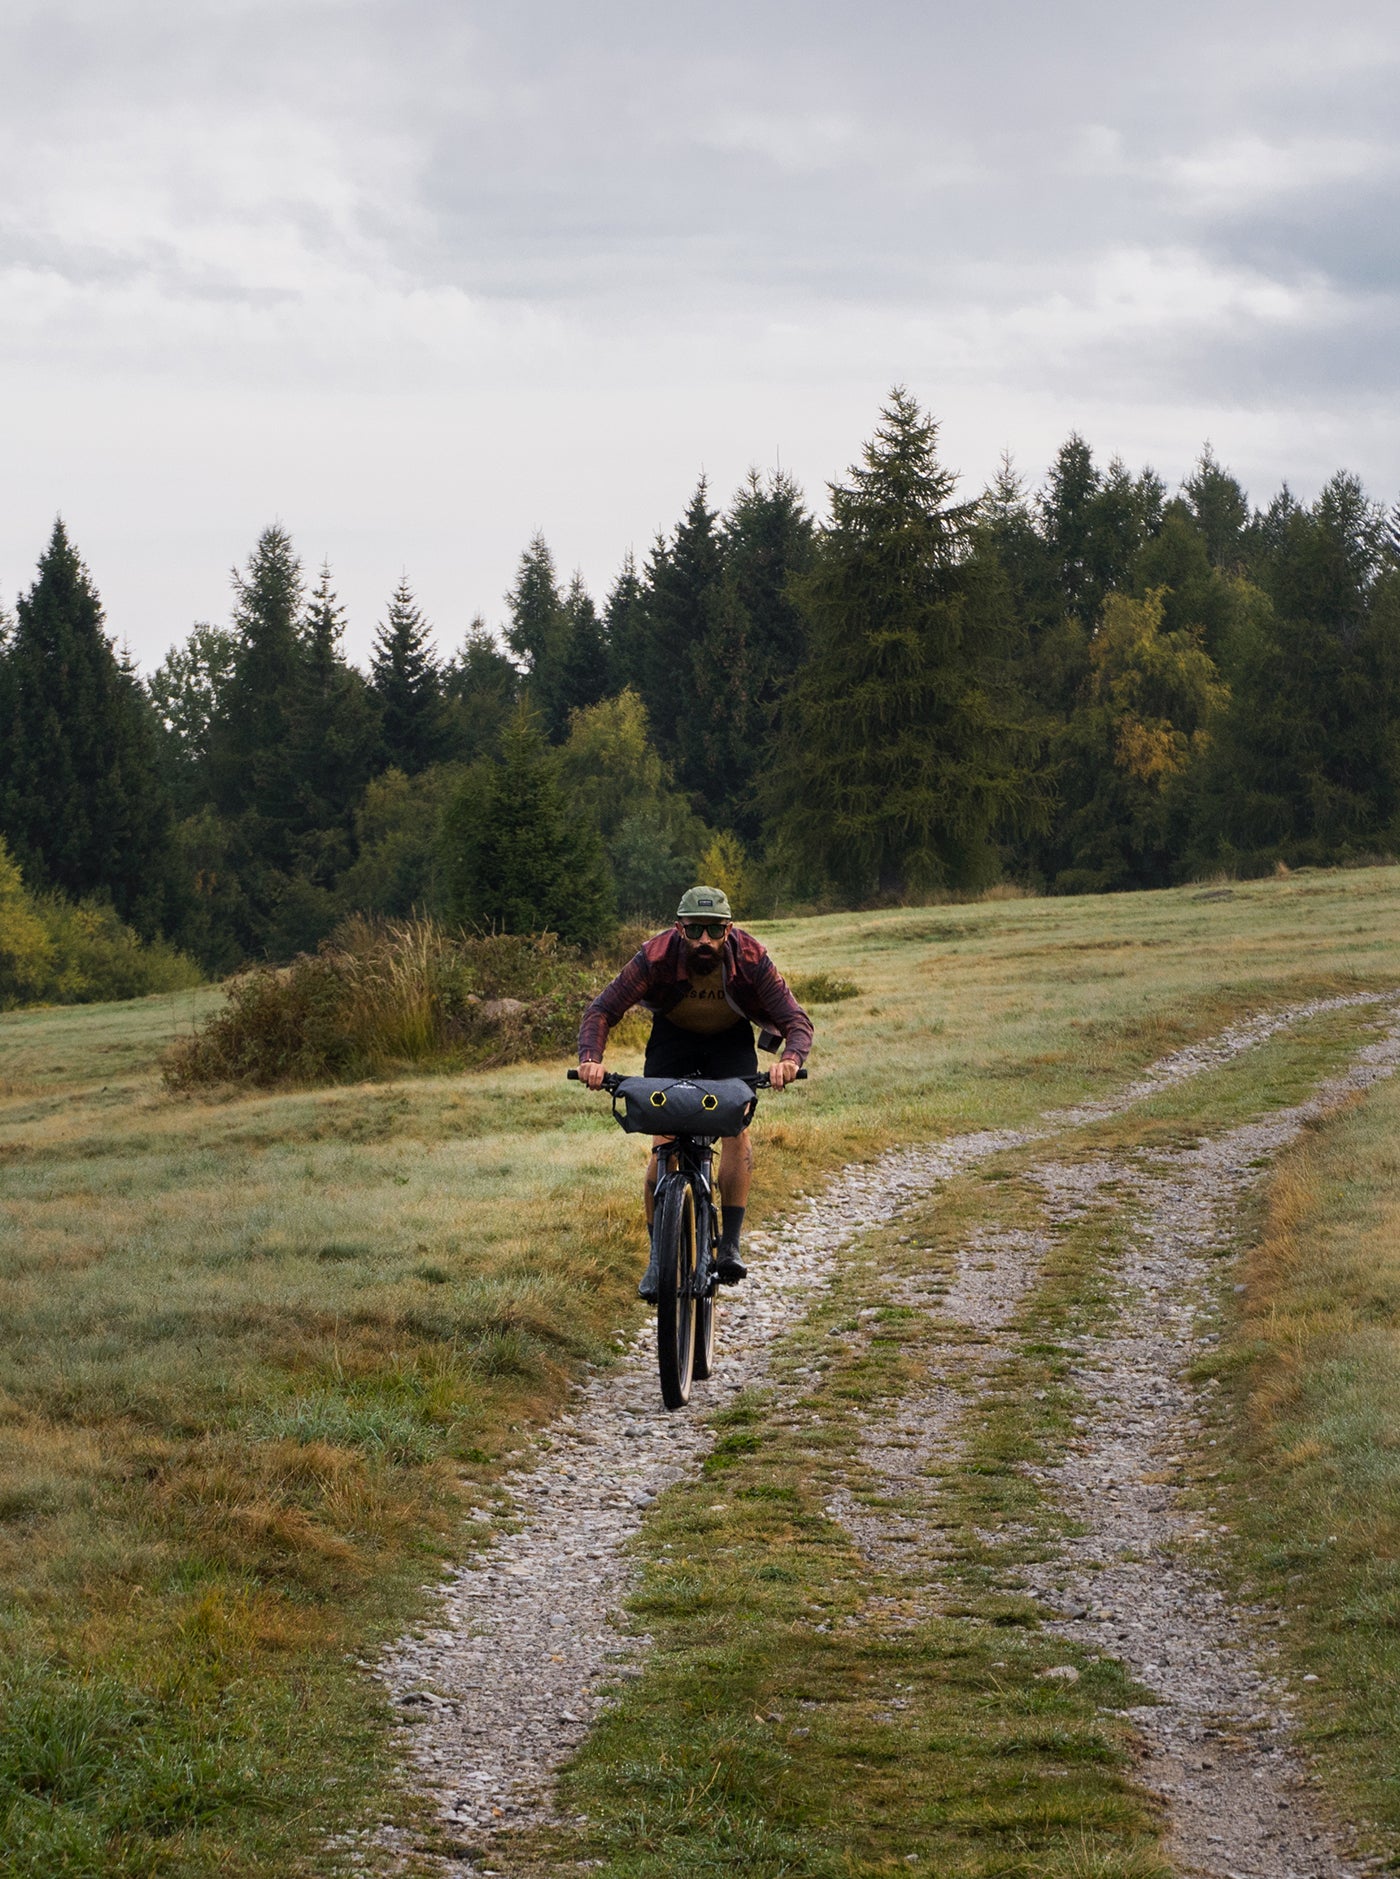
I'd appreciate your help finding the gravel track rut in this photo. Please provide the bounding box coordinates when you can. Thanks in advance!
[1019,1021,1400,1878]
[354,993,1398,1876]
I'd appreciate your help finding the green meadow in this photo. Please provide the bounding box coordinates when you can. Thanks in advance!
[3,866,1400,1875]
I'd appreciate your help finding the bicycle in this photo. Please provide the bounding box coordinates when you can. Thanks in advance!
[567,1066,807,1410]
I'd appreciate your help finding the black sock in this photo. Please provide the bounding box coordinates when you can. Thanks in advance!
[719,1206,745,1256]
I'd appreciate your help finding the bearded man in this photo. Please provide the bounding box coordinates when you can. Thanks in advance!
[576,886,813,1300]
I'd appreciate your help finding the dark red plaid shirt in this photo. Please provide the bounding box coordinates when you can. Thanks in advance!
[578,925,813,1064]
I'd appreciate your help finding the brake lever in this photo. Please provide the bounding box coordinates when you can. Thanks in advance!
[749,1067,809,1090]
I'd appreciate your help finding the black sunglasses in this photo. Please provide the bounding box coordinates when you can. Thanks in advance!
[680,920,729,941]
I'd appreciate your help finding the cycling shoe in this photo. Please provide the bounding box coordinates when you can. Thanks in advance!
[692,1248,715,1297]
[637,1251,661,1303]
[716,1253,747,1285]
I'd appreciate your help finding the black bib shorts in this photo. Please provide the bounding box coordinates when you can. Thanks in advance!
[642,1011,759,1082]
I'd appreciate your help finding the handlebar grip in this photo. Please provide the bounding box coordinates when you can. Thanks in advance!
[795,1067,808,1079]
[569,1067,622,1091]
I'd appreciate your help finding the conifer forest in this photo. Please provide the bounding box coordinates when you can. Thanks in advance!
[3,386,1398,995]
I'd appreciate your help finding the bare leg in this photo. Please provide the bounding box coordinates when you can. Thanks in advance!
[637,1139,677,1300]
[718,1128,753,1215]
[717,1128,753,1272]
[645,1137,675,1228]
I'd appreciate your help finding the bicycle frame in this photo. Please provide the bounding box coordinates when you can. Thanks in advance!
[651,1132,720,1296]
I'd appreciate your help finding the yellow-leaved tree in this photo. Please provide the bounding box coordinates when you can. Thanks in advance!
[0,835,55,1007]
[1049,588,1230,894]
[697,831,754,919]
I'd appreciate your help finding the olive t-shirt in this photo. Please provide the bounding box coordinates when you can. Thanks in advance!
[666,964,739,1034]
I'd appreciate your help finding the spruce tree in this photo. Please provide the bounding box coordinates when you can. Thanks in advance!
[603,552,648,694]
[505,534,572,739]
[637,479,723,761]
[683,563,754,818]
[769,389,1037,899]
[370,575,445,773]
[443,617,518,760]
[1183,445,1250,570]
[1039,434,1100,620]
[209,523,306,857]
[439,703,614,946]
[978,453,1069,729]
[293,564,381,848]
[1271,471,1384,627]
[0,519,174,933]
[1039,437,1162,628]
[555,573,613,723]
[1250,485,1301,566]
[725,469,815,707]
[1384,499,1400,570]
[1193,474,1399,863]
[714,469,817,837]
[979,455,1055,630]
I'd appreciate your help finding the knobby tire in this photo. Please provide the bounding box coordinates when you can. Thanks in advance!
[655,1176,697,1411]
[692,1192,717,1382]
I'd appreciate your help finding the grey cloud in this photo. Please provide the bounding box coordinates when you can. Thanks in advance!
[2,0,1398,661]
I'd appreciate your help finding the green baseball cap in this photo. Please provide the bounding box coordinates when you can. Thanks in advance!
[676,885,732,921]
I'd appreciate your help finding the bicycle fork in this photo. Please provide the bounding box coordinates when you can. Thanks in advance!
[656,1151,720,1300]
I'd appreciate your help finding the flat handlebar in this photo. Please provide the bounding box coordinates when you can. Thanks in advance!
[567,1067,806,1091]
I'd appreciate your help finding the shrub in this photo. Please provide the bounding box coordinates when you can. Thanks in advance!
[788,972,861,1005]
[0,834,202,1010]
[36,897,203,1003]
[0,838,54,1004]
[163,916,605,1089]
[592,920,656,970]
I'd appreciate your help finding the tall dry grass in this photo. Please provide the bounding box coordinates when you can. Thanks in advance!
[163,916,606,1089]
[0,833,201,1010]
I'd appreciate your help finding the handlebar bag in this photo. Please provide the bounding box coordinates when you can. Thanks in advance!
[611,1076,757,1138]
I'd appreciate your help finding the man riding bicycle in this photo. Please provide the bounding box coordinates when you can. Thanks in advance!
[577,885,813,1301]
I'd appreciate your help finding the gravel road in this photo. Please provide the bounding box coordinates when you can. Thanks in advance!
[351,993,1397,1876]
[1019,1019,1400,1878]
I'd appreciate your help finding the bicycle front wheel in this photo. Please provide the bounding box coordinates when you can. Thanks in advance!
[692,1192,718,1382]
[655,1176,697,1411]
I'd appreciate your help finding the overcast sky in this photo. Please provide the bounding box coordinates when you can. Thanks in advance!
[3,0,1398,669]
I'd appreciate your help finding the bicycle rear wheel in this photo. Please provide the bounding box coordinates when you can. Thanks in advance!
[655,1176,697,1410]
[692,1191,718,1382]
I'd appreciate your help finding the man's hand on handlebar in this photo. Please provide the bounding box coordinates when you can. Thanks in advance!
[769,1055,802,1092]
[579,1060,607,1091]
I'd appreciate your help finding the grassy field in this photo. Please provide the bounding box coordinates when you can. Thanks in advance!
[1225,1056,1400,1843]
[3,867,1400,1874]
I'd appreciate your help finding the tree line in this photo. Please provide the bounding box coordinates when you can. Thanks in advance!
[2,386,1398,980]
